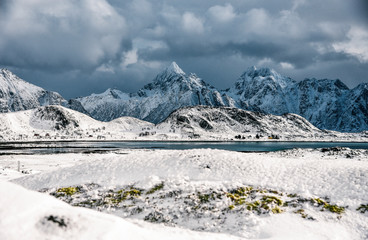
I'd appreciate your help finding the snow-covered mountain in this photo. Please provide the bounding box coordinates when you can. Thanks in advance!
[1,105,366,141]
[2,65,367,133]
[0,68,89,115]
[225,66,297,115]
[340,83,368,132]
[157,105,325,139]
[0,69,66,112]
[226,67,368,132]
[75,63,368,132]
[225,70,355,131]
[77,62,227,123]
[294,78,349,131]
[0,105,153,141]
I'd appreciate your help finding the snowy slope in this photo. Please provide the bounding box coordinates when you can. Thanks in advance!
[0,68,89,114]
[77,62,227,123]
[0,181,242,240]
[157,105,325,140]
[77,88,133,121]
[0,105,153,141]
[0,69,66,112]
[9,148,368,239]
[0,105,366,141]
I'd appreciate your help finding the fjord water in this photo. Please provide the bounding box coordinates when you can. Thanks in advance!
[0,141,367,155]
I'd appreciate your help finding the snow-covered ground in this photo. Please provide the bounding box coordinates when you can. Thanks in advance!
[0,105,368,142]
[0,181,242,240]
[1,147,368,239]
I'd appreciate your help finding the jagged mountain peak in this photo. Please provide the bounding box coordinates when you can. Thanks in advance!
[102,88,123,97]
[231,66,295,95]
[86,88,129,101]
[349,82,368,101]
[0,69,89,114]
[241,66,279,79]
[0,68,46,94]
[0,68,24,82]
[166,62,185,75]
[146,62,209,92]
[235,66,294,90]
[0,68,43,94]
[299,78,350,91]
[154,62,186,83]
[77,61,226,123]
[0,68,10,74]
[353,82,368,91]
[73,63,368,132]
[0,68,14,75]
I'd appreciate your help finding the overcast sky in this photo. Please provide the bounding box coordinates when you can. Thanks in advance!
[0,0,367,98]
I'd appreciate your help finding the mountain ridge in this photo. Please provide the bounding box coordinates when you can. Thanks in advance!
[1,64,367,132]
[75,63,368,132]
[157,105,325,140]
[0,68,89,115]
[77,62,227,123]
[0,105,153,141]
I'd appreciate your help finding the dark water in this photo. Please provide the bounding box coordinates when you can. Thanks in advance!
[0,141,367,155]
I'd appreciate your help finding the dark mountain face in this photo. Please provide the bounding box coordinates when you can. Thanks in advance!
[226,69,368,132]
[338,83,368,132]
[32,106,79,130]
[225,66,297,115]
[294,79,350,131]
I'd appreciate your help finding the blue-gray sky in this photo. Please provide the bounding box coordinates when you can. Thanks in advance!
[0,0,367,98]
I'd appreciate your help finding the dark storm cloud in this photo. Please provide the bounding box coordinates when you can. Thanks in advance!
[358,0,368,21]
[224,42,315,68]
[0,0,9,10]
[0,0,367,98]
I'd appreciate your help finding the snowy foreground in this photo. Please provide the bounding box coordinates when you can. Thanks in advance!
[1,148,368,239]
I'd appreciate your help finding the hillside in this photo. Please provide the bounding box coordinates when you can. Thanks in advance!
[0,69,88,115]
[157,106,326,140]
[0,105,153,141]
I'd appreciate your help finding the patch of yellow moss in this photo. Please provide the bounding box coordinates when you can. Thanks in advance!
[57,187,78,196]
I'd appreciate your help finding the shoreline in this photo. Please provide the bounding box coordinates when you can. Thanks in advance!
[1,139,368,144]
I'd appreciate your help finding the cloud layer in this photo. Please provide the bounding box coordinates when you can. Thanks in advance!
[0,0,367,98]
